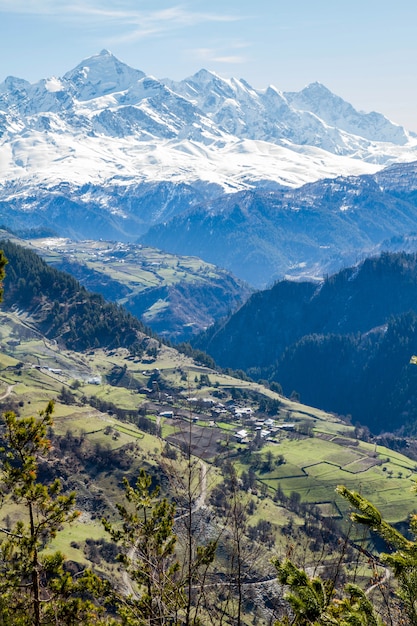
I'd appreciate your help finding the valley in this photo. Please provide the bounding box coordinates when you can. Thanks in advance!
[2,50,417,624]
[194,251,417,435]
[2,233,251,341]
[1,296,416,622]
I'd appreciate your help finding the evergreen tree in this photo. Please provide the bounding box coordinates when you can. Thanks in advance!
[274,559,384,625]
[0,402,110,625]
[275,485,417,624]
[0,248,6,302]
[337,485,417,625]
[103,469,184,625]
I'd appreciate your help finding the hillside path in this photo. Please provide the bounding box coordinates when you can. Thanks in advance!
[0,384,13,400]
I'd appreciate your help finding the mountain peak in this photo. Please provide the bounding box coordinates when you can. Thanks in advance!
[0,75,30,93]
[187,68,222,84]
[303,81,331,92]
[285,81,336,105]
[63,51,146,100]
[285,82,409,144]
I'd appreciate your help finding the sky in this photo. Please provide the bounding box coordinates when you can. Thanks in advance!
[1,0,417,130]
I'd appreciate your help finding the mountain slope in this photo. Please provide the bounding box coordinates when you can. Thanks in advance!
[166,71,411,151]
[194,251,417,432]
[14,236,252,341]
[284,82,408,144]
[141,162,417,286]
[2,50,414,191]
[0,240,153,354]
[0,51,417,246]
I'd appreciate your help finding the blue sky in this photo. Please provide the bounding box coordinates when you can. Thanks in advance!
[1,0,417,130]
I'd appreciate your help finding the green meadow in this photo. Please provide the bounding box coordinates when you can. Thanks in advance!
[0,308,416,534]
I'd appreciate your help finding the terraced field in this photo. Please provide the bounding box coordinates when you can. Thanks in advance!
[0,307,416,541]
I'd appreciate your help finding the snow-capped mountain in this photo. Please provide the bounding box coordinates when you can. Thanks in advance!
[284,82,410,145]
[1,49,417,244]
[164,72,411,154]
[1,50,416,185]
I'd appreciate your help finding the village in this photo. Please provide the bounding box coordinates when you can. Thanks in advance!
[152,386,299,460]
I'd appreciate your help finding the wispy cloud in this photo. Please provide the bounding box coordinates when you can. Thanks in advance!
[0,0,62,14]
[211,56,246,64]
[193,43,249,65]
[0,1,241,41]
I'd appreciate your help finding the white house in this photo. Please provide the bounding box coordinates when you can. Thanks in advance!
[235,429,249,441]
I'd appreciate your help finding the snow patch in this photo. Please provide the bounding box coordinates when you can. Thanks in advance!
[44,77,64,93]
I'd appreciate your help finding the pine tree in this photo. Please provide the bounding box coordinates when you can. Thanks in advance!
[0,248,6,302]
[275,485,417,624]
[103,469,185,625]
[0,402,110,625]
[274,558,384,625]
[336,484,417,625]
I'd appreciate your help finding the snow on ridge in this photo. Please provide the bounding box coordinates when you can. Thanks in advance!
[62,49,146,102]
[44,77,64,93]
[284,82,409,145]
[0,130,383,193]
[1,51,417,194]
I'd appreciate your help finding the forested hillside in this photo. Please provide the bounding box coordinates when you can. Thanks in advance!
[195,252,417,433]
[140,166,417,287]
[0,240,152,355]
[1,239,417,624]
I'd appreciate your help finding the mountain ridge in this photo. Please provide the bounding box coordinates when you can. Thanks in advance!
[140,161,417,286]
[2,51,417,286]
[1,49,415,196]
[193,250,417,433]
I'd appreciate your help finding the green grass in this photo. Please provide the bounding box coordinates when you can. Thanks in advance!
[113,424,144,438]
[215,421,236,432]
[52,411,109,434]
[238,434,417,523]
[1,307,417,539]
[247,496,302,528]
[0,353,18,368]
[161,423,180,437]
[48,520,106,564]
[23,239,233,306]
[81,383,141,409]
[256,462,305,480]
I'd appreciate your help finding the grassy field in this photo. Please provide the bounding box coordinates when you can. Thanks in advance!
[248,435,417,523]
[1,308,416,545]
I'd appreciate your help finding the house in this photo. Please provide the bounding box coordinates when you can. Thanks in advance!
[87,376,101,385]
[235,407,253,418]
[235,429,249,442]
